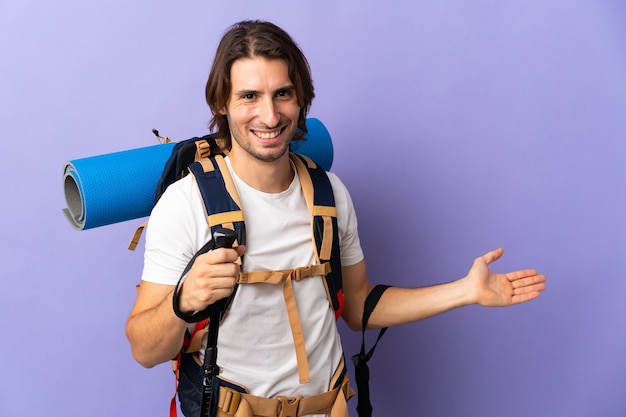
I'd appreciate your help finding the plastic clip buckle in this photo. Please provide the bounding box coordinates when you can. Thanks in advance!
[277,395,302,417]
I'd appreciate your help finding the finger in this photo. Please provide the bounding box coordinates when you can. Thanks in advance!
[191,275,237,293]
[193,285,236,309]
[505,269,540,281]
[203,276,238,290]
[179,275,236,312]
[510,273,546,288]
[188,260,240,284]
[511,290,542,305]
[206,263,241,280]
[200,247,243,264]
[479,248,504,265]
[513,282,547,295]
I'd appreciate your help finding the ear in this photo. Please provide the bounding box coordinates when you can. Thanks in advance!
[218,107,227,116]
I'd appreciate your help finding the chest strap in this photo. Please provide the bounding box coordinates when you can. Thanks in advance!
[234,263,330,385]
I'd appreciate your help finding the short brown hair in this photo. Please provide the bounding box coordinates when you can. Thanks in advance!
[205,20,315,148]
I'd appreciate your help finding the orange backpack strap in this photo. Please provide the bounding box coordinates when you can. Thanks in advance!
[291,153,343,319]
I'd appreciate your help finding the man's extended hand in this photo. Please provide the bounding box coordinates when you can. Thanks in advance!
[464,248,547,307]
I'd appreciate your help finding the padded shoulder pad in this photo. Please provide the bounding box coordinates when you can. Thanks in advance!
[188,155,246,246]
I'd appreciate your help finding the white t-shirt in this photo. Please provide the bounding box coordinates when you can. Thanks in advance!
[142,156,364,401]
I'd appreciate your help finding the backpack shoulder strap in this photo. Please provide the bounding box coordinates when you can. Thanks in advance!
[172,154,245,324]
[290,153,343,318]
[188,154,246,246]
[183,155,246,417]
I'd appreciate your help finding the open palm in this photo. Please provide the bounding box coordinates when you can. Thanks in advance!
[466,248,547,307]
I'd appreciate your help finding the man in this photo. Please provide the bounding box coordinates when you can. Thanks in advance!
[126,20,547,417]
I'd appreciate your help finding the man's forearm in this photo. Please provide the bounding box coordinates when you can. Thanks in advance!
[367,279,474,329]
[126,288,189,368]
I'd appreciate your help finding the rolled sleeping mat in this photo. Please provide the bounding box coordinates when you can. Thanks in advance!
[289,117,333,171]
[62,117,333,230]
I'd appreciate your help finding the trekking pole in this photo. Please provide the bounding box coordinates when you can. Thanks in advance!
[200,228,238,417]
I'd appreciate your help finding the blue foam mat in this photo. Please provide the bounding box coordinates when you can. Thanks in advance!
[63,118,333,230]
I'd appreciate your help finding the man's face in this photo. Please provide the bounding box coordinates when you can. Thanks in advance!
[222,57,301,163]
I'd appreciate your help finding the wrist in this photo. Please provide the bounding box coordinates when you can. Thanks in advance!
[456,276,479,306]
[172,283,201,322]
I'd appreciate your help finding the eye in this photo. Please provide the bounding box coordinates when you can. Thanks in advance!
[242,93,255,100]
[276,89,292,99]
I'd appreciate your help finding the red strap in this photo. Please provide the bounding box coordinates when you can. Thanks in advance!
[170,319,209,417]
[170,351,182,417]
[334,289,345,321]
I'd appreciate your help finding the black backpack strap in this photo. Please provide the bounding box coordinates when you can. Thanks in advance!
[188,155,246,245]
[172,155,246,324]
[173,156,246,417]
[351,284,392,417]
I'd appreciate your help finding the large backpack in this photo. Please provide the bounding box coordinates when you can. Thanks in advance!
[131,133,389,417]
[131,132,345,319]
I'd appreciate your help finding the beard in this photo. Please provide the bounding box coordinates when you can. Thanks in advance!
[227,117,296,163]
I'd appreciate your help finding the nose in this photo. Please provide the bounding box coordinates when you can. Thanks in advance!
[258,97,280,128]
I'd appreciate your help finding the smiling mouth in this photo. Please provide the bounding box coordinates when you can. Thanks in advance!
[252,125,286,140]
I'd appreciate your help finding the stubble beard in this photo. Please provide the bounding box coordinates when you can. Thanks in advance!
[228,120,294,163]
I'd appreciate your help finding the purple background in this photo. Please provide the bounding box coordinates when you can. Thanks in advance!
[1,1,625,416]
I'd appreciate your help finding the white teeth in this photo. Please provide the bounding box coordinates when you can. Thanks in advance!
[254,130,280,139]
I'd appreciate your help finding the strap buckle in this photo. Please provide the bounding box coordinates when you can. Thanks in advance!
[219,387,242,415]
[277,395,302,417]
